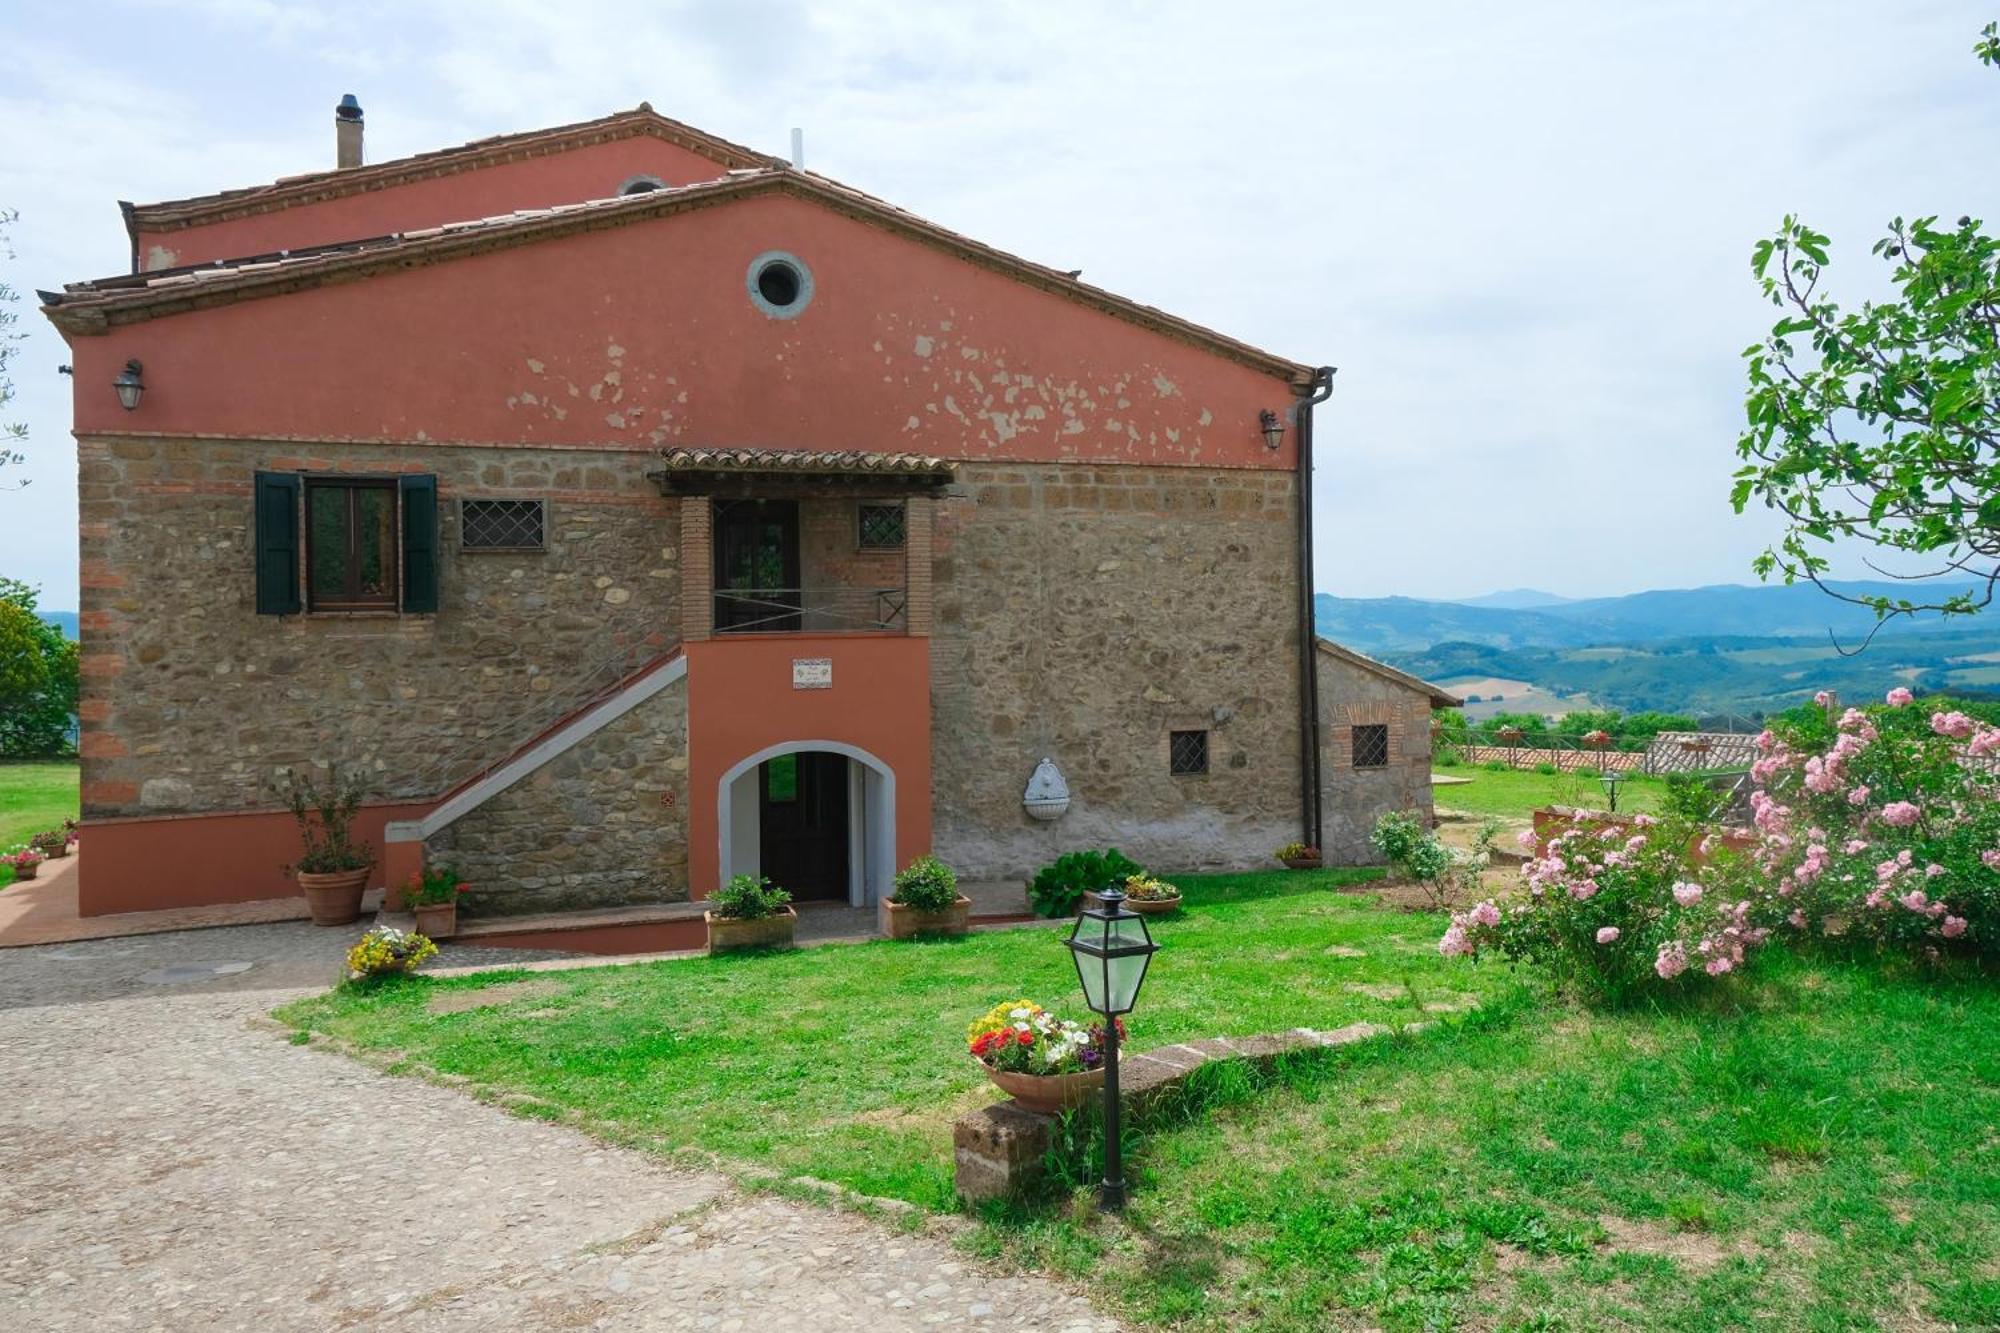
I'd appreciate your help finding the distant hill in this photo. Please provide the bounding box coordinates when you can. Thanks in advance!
[1453,588,1577,610]
[40,612,78,641]
[1316,581,2000,718]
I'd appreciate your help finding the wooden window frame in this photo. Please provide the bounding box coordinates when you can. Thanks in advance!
[305,477,400,612]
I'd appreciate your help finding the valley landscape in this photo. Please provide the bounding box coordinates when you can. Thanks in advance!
[1316,580,2000,719]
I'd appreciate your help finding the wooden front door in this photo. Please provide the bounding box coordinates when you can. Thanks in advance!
[713,499,801,632]
[759,752,850,901]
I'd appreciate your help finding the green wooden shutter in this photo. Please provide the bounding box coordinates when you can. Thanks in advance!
[400,474,439,614]
[253,471,302,615]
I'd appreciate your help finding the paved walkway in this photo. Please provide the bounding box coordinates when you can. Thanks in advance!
[0,922,1122,1332]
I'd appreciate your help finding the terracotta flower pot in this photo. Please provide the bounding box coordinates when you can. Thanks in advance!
[705,906,798,954]
[1281,856,1322,871]
[883,895,972,939]
[297,868,370,926]
[1126,894,1182,916]
[413,901,457,940]
[9,861,40,882]
[35,841,68,860]
[979,1060,1107,1115]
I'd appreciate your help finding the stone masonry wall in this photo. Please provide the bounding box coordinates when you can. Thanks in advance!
[76,436,682,821]
[930,462,1301,879]
[1316,648,1437,863]
[424,674,689,915]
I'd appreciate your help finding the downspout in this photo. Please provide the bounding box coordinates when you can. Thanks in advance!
[1295,366,1336,850]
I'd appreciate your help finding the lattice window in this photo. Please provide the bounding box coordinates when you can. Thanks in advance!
[1352,724,1390,769]
[460,499,546,551]
[1169,729,1209,776]
[857,502,906,550]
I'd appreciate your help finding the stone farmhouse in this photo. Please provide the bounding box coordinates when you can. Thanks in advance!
[42,99,1457,936]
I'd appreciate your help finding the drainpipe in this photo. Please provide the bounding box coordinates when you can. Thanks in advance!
[1294,365,1336,850]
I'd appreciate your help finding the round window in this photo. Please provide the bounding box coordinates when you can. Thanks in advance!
[746,251,814,319]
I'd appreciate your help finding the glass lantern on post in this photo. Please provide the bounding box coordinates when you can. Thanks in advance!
[1066,884,1158,1210]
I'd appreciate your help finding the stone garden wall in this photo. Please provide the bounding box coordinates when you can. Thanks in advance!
[424,674,691,916]
[75,436,681,820]
[1317,646,1438,863]
[928,461,1301,880]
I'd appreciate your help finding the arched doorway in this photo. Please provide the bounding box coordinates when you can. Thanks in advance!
[716,741,895,906]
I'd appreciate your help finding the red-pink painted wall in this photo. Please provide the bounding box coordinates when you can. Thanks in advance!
[685,635,933,900]
[133,136,741,270]
[75,192,1299,471]
[80,802,428,916]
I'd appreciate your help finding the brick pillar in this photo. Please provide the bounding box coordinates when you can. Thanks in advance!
[904,493,934,637]
[680,495,712,642]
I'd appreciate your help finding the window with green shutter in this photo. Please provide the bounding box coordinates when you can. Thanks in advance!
[253,472,302,615]
[256,472,439,614]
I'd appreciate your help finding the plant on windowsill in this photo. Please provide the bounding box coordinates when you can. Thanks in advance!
[884,854,971,938]
[1275,841,1322,870]
[3,848,44,882]
[705,874,797,954]
[405,866,467,940]
[275,766,376,927]
[966,999,1121,1114]
[1028,848,1144,918]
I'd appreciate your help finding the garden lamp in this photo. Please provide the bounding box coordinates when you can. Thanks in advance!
[1066,883,1159,1211]
[1600,767,1625,813]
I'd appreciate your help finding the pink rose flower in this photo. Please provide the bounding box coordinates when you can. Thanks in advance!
[1672,882,1702,907]
[1880,801,1922,828]
[1655,943,1688,980]
[1470,900,1501,928]
[1596,926,1621,944]
[1941,916,1968,939]
[1886,687,1914,707]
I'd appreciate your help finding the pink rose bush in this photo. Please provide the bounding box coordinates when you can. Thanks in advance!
[1439,811,1771,1003]
[1747,688,1999,960]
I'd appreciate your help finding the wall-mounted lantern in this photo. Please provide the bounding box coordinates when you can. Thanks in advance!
[113,359,145,411]
[1258,408,1283,450]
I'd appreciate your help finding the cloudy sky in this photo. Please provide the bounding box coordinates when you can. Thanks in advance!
[3,0,1996,610]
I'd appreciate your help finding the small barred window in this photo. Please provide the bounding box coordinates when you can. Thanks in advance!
[858,503,906,550]
[460,498,546,551]
[1169,729,1209,776]
[1353,724,1390,769]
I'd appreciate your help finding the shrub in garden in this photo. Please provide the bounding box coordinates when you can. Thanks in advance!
[1439,812,1774,1003]
[1371,810,1479,910]
[1534,761,1559,776]
[1029,848,1143,918]
[890,854,960,912]
[1747,687,1999,960]
[710,873,792,921]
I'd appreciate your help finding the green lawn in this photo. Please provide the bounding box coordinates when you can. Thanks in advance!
[1433,764,1666,819]
[0,760,79,886]
[278,870,2000,1331]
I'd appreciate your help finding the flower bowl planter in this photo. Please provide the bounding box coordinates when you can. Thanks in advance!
[413,902,457,940]
[1280,856,1322,871]
[979,1061,1106,1115]
[1126,894,1182,916]
[705,906,798,954]
[297,868,370,927]
[34,841,69,860]
[8,861,40,882]
[884,895,973,939]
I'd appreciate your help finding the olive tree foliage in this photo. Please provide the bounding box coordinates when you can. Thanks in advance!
[1731,24,2000,629]
[0,209,26,485]
[0,579,76,757]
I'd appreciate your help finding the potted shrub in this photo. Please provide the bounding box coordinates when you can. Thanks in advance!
[967,999,1120,1114]
[883,854,971,938]
[276,767,375,927]
[3,848,44,882]
[30,829,69,860]
[1118,873,1183,916]
[346,925,438,980]
[1028,848,1144,918]
[1276,841,1322,870]
[405,865,467,940]
[705,873,796,953]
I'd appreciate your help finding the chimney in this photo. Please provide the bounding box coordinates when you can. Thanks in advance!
[335,94,364,169]
[789,127,804,169]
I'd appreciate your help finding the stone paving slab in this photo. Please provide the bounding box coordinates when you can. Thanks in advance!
[0,920,1125,1332]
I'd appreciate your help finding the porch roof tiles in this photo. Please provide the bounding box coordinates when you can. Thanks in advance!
[649,447,955,491]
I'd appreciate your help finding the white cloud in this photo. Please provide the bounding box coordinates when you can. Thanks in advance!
[2,0,1995,607]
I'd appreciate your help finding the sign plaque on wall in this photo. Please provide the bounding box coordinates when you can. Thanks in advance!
[792,657,833,690]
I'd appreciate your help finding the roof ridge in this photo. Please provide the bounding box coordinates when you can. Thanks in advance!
[125,104,784,229]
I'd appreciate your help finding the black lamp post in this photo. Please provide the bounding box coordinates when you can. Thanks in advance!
[1600,767,1625,813]
[1066,884,1158,1210]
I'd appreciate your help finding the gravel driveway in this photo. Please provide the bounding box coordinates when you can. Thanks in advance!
[0,923,1122,1331]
